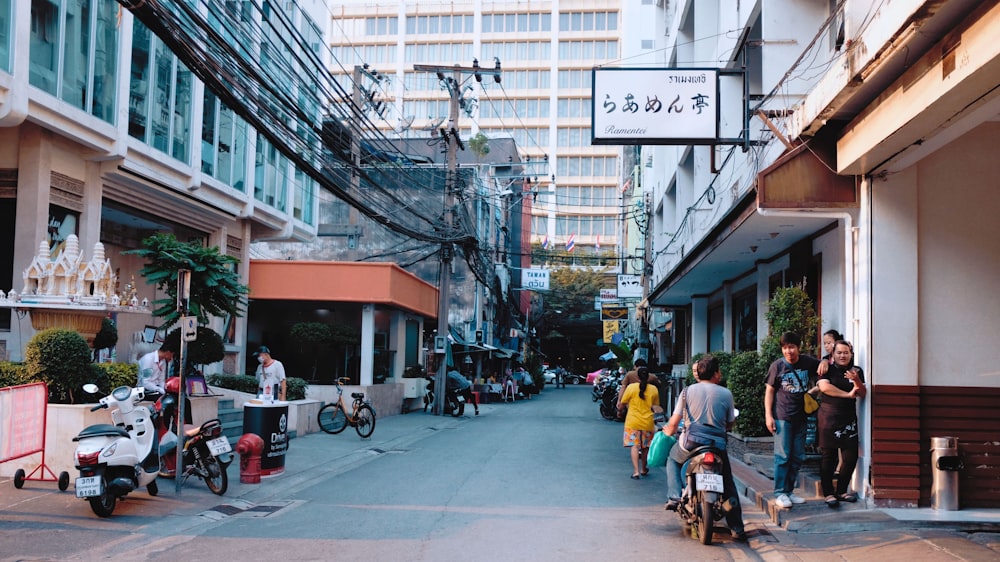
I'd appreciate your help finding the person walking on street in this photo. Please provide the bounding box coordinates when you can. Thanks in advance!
[764,331,822,509]
[618,367,660,479]
[446,368,479,415]
[254,345,286,401]
[662,355,747,541]
[818,340,866,507]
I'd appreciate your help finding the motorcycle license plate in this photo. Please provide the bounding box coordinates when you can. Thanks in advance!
[695,473,724,493]
[207,437,232,456]
[75,476,103,498]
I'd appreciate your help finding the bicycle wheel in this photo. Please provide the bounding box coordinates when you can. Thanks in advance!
[318,403,349,434]
[354,404,376,438]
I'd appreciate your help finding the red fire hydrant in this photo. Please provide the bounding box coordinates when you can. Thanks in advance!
[236,433,265,484]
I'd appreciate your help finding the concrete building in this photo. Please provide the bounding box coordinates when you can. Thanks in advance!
[0,0,329,369]
[325,0,624,258]
[641,1,1000,508]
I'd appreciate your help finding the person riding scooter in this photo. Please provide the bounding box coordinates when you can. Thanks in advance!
[156,376,192,477]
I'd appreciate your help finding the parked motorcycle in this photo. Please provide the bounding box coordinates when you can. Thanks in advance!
[156,377,232,495]
[670,443,731,545]
[73,384,160,517]
[422,375,464,417]
[598,372,623,420]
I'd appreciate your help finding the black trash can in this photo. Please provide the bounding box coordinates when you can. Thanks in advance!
[243,401,289,477]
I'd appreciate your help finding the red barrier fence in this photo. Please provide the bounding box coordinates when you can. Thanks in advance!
[1,382,60,483]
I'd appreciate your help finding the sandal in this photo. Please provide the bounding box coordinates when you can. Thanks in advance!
[641,468,650,476]
[825,495,840,508]
[837,492,858,503]
[631,474,640,480]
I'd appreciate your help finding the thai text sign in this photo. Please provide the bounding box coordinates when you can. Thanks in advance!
[520,268,550,290]
[592,68,718,144]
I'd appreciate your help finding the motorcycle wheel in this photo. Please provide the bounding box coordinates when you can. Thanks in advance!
[89,476,116,518]
[354,404,376,438]
[202,455,228,495]
[318,403,349,434]
[448,397,462,417]
[599,402,616,420]
[147,480,158,496]
[697,492,714,545]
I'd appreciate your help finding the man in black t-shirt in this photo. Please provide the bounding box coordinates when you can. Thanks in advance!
[764,332,821,509]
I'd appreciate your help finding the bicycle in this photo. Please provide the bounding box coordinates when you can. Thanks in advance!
[317,378,377,438]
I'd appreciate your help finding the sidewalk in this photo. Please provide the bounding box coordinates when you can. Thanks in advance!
[730,454,1000,560]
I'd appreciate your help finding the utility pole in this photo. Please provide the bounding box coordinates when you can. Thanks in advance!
[413,60,500,415]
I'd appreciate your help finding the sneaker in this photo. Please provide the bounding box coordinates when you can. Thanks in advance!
[731,530,749,542]
[788,493,807,504]
[665,499,680,512]
[775,494,793,508]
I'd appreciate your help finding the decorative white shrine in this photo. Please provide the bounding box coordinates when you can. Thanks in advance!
[0,235,149,340]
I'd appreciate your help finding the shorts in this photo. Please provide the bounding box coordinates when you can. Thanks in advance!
[623,427,654,448]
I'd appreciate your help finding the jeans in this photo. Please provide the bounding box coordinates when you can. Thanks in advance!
[773,419,806,495]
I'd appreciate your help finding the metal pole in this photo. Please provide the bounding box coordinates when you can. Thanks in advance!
[174,269,190,493]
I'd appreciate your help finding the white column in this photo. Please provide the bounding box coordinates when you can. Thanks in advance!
[359,303,375,385]
[690,296,708,356]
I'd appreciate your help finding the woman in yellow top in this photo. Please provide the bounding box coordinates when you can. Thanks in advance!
[618,367,660,479]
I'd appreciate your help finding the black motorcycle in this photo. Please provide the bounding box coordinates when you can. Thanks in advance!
[422,376,464,417]
[672,444,730,545]
[598,373,622,421]
[156,385,233,495]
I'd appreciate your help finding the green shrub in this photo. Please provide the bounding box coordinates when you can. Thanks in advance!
[763,285,820,358]
[206,373,308,401]
[0,362,30,388]
[24,328,94,403]
[92,362,139,395]
[728,350,770,437]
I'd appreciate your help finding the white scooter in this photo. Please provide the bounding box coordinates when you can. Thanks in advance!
[73,384,160,517]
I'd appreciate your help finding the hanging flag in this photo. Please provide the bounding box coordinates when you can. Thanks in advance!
[595,235,601,251]
[541,235,550,250]
[620,177,633,194]
[566,233,576,252]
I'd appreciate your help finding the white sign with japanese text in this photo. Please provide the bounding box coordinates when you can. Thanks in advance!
[617,274,643,299]
[592,68,719,144]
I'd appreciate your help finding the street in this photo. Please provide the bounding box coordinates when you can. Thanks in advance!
[3,386,999,561]
[1,386,753,560]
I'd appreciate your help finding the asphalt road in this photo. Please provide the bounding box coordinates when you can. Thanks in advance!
[0,385,755,561]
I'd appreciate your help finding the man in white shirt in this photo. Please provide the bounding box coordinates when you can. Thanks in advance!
[254,345,287,401]
[137,344,176,396]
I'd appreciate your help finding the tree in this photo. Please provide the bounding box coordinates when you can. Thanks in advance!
[126,234,249,328]
[762,284,820,362]
[533,266,611,371]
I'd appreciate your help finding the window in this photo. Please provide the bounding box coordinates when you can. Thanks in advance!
[0,0,10,71]
[732,288,757,352]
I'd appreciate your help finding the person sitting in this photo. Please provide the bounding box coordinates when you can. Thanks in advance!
[662,355,747,542]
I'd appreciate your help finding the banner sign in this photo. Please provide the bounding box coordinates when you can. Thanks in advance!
[0,383,47,462]
[599,288,618,302]
[603,320,620,343]
[592,68,719,145]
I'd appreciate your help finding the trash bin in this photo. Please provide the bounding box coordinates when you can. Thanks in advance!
[243,401,289,477]
[930,436,963,510]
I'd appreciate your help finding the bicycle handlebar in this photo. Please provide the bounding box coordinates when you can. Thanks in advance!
[336,377,351,385]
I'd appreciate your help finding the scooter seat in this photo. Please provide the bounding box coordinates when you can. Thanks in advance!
[73,424,129,441]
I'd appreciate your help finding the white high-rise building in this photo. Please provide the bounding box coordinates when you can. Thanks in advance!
[325,1,625,258]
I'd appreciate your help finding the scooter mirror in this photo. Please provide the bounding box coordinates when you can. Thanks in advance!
[82,383,100,394]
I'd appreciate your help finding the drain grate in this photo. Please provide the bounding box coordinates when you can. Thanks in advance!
[201,500,297,519]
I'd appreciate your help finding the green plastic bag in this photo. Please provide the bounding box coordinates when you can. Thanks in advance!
[647,431,676,467]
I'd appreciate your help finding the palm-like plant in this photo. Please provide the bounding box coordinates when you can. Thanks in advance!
[126,234,249,328]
